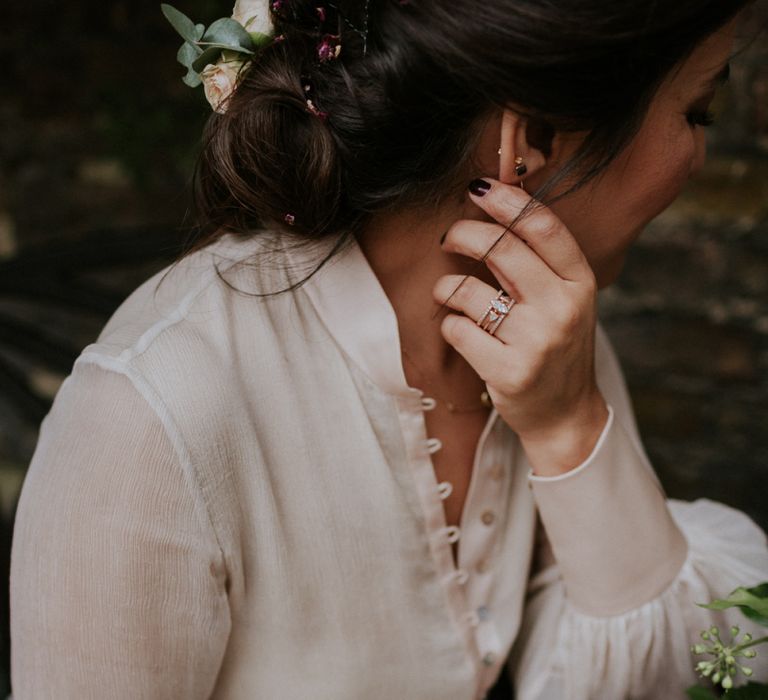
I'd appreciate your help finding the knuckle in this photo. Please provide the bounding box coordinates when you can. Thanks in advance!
[583,269,598,295]
[558,301,582,333]
[527,212,561,241]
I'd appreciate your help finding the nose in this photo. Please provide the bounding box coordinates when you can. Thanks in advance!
[689,129,707,178]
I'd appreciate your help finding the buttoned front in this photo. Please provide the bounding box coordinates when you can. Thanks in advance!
[10,230,768,700]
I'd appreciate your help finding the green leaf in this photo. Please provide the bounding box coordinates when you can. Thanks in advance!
[191,46,224,74]
[175,42,202,86]
[249,31,275,48]
[177,41,202,68]
[200,18,254,53]
[699,584,768,627]
[161,4,204,43]
[686,686,719,699]
[724,681,768,699]
[191,46,253,73]
[182,70,202,88]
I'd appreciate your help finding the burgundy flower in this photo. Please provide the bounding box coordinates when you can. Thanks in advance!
[317,33,342,62]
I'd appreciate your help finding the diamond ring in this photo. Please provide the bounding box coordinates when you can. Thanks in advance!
[476,289,516,336]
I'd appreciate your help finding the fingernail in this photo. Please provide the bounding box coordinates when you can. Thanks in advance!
[439,229,448,245]
[468,178,491,196]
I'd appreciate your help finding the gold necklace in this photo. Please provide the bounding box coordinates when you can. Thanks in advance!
[401,347,492,413]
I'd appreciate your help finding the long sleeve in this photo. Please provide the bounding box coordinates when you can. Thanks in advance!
[9,359,232,699]
[507,324,768,698]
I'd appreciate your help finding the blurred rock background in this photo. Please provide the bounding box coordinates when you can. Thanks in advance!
[1,0,767,696]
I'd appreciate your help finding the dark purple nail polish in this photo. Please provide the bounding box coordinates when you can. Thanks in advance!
[468,178,491,196]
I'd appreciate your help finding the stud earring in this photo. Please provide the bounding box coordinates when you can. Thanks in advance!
[497,145,502,155]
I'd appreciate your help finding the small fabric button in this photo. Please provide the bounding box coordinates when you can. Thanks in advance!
[420,397,437,411]
[426,437,443,454]
[437,481,453,500]
[443,525,461,543]
[482,652,496,666]
[480,510,496,526]
[477,605,490,621]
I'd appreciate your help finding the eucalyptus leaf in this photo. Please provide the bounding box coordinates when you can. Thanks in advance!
[191,46,225,74]
[177,41,202,69]
[723,681,768,699]
[699,584,768,627]
[182,68,202,88]
[161,4,203,43]
[249,31,275,48]
[686,686,719,700]
[201,18,255,53]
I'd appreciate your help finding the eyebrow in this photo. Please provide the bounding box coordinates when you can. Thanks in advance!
[704,62,731,90]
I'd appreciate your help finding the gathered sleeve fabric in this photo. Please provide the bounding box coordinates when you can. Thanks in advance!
[9,359,232,699]
[509,498,768,699]
[507,324,768,698]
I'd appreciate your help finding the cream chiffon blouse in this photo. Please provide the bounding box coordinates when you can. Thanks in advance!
[9,230,768,699]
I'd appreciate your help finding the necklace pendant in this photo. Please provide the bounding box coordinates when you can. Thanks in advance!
[480,391,492,408]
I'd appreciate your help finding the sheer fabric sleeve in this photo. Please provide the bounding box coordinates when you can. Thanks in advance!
[9,359,231,699]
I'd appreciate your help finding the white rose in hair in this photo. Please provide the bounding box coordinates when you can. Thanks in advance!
[232,0,274,36]
[201,56,242,114]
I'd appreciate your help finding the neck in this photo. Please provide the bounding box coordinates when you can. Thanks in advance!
[356,197,498,379]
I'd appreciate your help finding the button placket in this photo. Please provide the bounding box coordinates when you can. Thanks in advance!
[399,393,505,687]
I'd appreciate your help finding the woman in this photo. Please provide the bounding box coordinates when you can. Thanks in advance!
[9,0,768,698]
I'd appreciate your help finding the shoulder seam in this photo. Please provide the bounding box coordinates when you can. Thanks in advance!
[114,245,242,365]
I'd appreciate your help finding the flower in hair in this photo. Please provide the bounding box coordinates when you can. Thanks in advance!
[200,55,241,114]
[317,33,342,63]
[161,1,276,112]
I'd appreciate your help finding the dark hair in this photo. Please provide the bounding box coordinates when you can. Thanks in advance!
[163,0,755,295]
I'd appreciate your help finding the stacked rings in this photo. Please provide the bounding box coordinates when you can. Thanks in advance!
[476,289,516,336]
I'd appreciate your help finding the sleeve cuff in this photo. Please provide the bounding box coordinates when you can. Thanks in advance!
[526,404,688,617]
[527,404,616,483]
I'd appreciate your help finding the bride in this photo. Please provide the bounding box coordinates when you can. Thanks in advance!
[10,0,768,698]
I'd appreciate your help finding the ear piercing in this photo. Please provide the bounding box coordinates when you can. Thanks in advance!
[497,147,527,192]
[514,156,527,192]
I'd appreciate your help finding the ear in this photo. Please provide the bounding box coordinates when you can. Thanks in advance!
[498,108,549,186]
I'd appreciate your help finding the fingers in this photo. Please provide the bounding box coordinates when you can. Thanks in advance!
[433,274,497,322]
[441,220,556,302]
[433,274,539,345]
[440,314,517,387]
[465,177,592,283]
